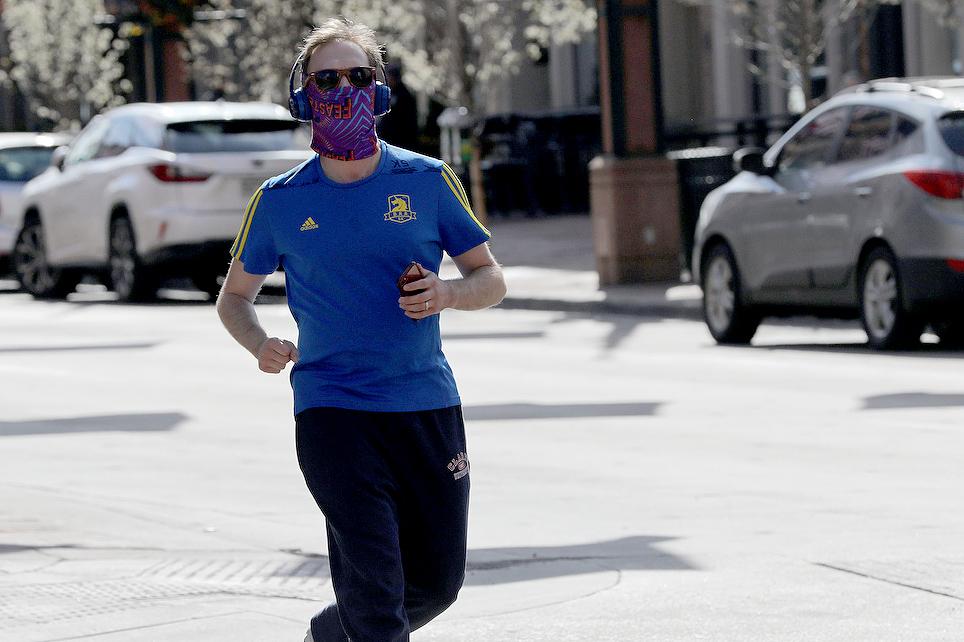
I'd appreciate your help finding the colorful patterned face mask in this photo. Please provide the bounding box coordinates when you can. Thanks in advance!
[305,83,378,161]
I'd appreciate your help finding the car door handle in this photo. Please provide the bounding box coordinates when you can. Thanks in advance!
[854,186,873,198]
[797,192,812,204]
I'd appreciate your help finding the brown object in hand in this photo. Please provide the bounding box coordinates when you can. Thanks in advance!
[397,261,426,296]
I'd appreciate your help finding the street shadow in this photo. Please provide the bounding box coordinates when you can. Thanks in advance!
[19,295,212,308]
[56,280,214,306]
[65,297,212,308]
[463,535,695,585]
[753,342,963,359]
[536,309,673,353]
[0,543,81,554]
[463,402,661,421]
[862,392,964,410]
[0,341,159,354]
[0,412,187,437]
[281,535,694,585]
[442,331,546,341]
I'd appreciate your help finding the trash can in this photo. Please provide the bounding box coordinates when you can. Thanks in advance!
[667,147,736,274]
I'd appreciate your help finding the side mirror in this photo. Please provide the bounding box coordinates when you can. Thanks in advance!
[733,147,768,175]
[50,145,69,171]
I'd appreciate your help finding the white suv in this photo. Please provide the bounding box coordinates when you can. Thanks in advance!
[0,132,72,274]
[14,102,311,300]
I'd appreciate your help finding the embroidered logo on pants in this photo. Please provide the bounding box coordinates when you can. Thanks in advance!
[447,452,469,480]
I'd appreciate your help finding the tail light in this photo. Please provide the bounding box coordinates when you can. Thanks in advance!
[148,164,210,183]
[948,259,964,273]
[902,170,964,200]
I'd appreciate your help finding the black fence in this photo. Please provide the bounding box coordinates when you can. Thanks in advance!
[474,110,799,220]
[663,114,799,151]
[475,108,602,217]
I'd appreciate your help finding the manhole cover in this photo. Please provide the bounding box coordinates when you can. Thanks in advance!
[0,555,333,630]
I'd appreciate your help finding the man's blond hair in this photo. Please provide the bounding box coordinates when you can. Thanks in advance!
[300,17,385,80]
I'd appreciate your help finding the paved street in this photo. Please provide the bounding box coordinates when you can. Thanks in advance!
[1,285,963,641]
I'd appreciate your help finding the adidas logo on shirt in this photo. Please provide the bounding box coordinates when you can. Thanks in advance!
[300,217,319,231]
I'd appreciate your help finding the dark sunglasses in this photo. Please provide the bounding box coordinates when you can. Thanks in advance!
[305,67,376,91]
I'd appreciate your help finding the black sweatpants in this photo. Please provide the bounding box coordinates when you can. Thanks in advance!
[295,405,470,642]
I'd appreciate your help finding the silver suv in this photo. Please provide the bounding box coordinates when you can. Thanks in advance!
[694,77,964,349]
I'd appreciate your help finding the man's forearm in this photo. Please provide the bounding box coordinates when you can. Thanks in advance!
[216,292,269,357]
[446,265,506,311]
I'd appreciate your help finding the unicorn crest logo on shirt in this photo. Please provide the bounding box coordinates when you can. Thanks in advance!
[384,194,416,224]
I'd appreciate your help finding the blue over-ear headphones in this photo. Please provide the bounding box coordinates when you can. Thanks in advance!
[287,52,391,122]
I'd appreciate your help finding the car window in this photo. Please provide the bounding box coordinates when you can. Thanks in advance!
[129,120,162,149]
[938,112,964,157]
[96,118,135,159]
[64,117,110,166]
[162,119,306,153]
[894,116,918,143]
[778,108,847,173]
[836,106,895,163]
[0,146,57,182]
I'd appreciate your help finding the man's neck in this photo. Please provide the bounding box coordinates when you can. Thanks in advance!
[318,143,382,184]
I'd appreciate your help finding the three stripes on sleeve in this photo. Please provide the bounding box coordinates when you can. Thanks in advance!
[230,188,263,259]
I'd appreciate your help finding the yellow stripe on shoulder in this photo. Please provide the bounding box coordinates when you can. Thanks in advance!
[439,169,470,213]
[439,165,490,237]
[441,163,471,209]
[232,189,264,258]
[230,189,261,256]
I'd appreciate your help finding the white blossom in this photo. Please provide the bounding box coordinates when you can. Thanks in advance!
[185,0,596,112]
[2,0,126,130]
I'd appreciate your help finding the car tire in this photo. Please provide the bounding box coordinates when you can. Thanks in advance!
[12,219,80,299]
[858,247,922,350]
[109,217,156,302]
[701,242,760,345]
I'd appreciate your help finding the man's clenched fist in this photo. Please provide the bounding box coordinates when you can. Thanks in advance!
[257,337,299,374]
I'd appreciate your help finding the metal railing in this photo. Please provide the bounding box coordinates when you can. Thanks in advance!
[663,114,799,152]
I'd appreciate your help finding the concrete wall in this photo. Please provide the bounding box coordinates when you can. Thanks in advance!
[902,0,959,76]
[486,0,962,123]
[709,0,752,120]
[658,0,707,128]
[549,34,598,111]
[483,55,552,115]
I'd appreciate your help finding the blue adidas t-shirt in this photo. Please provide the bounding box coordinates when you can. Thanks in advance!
[229,142,491,415]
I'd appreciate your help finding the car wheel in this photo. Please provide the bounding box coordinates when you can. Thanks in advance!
[701,242,760,344]
[12,219,80,298]
[109,217,155,302]
[859,247,922,350]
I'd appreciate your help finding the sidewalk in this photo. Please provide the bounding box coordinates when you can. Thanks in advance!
[468,214,703,318]
[1,214,703,317]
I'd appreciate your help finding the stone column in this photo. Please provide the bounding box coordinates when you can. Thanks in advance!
[591,0,681,285]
